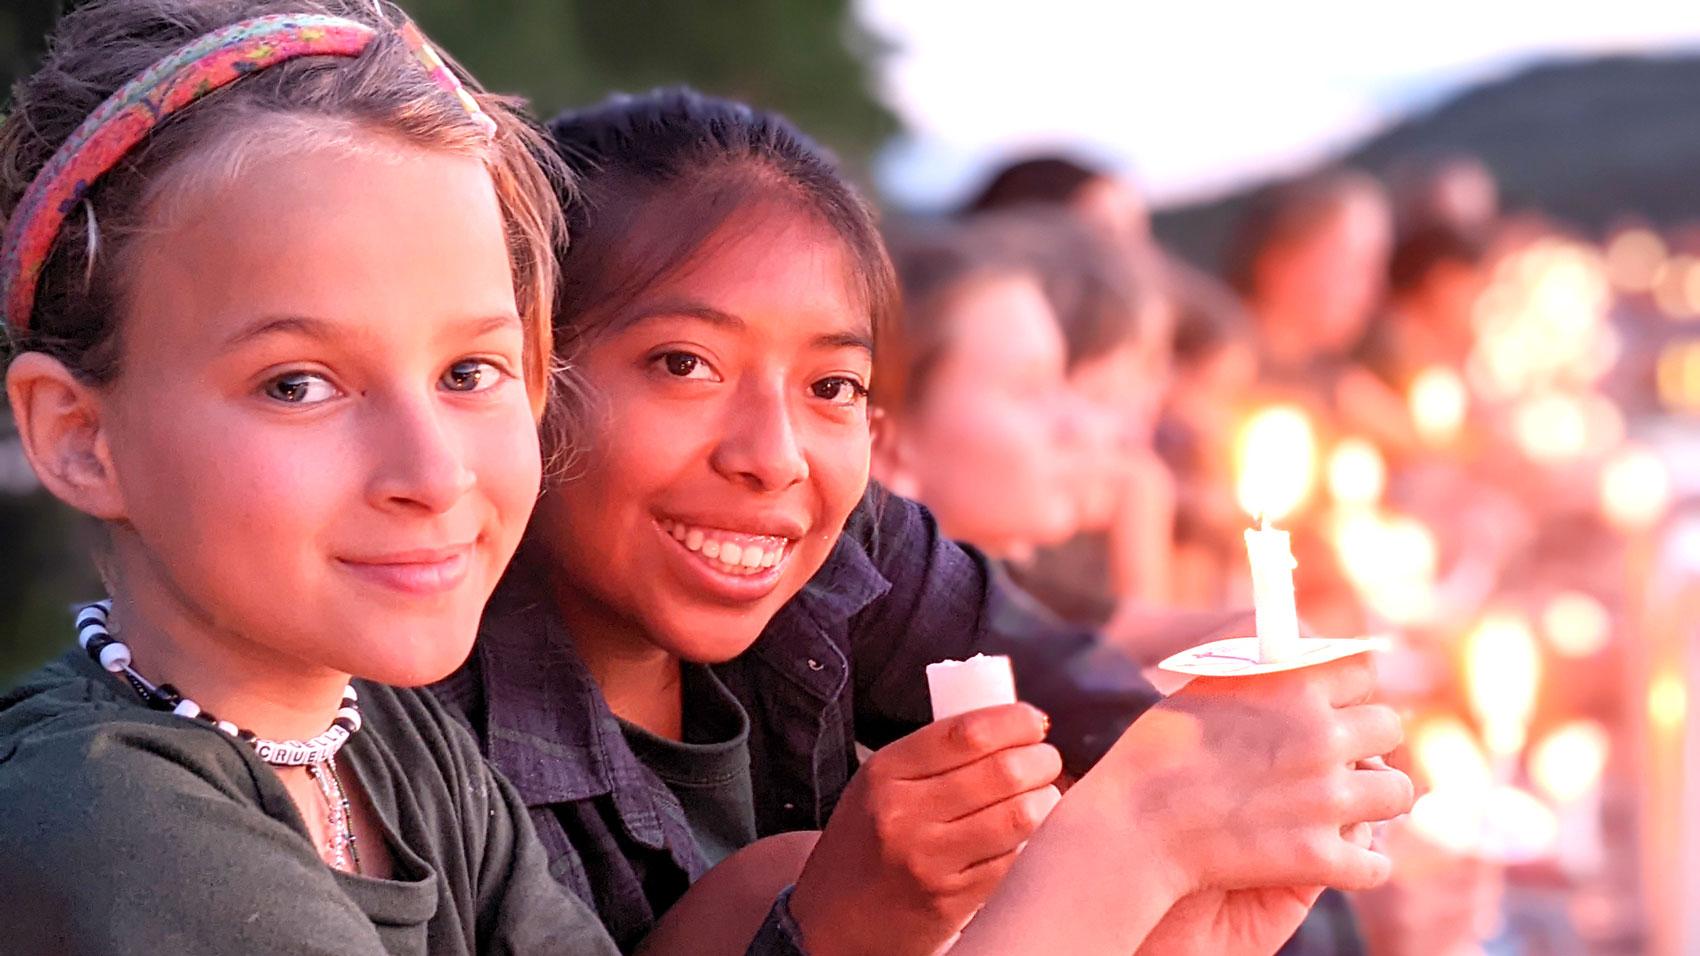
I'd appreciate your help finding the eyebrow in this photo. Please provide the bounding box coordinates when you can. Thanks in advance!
[220,312,522,352]
[624,300,874,355]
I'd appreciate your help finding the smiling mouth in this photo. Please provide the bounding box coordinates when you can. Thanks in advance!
[657,519,793,577]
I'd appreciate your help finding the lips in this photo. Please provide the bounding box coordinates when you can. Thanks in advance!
[337,543,475,596]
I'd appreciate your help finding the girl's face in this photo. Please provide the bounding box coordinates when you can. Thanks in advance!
[94,137,540,686]
[529,212,874,663]
[885,274,1079,554]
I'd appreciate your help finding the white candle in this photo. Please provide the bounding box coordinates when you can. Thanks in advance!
[1244,515,1301,662]
[927,654,1017,720]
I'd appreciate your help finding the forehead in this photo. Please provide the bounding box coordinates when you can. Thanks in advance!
[626,207,871,341]
[940,273,1064,363]
[125,135,515,346]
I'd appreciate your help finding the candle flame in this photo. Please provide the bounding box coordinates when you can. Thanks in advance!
[1600,445,1671,531]
[1234,405,1317,522]
[1326,437,1386,508]
[1540,590,1612,658]
[1464,611,1542,757]
[1529,721,1609,805]
[1408,367,1467,446]
[1649,669,1687,732]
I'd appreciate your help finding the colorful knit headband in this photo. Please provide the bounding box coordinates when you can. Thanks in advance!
[0,13,495,332]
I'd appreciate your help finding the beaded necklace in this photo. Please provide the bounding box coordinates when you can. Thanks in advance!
[74,601,364,872]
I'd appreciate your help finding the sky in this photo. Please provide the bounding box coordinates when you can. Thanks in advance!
[858,1,1700,211]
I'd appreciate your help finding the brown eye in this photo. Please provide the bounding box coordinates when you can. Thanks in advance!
[811,376,867,405]
[663,352,700,376]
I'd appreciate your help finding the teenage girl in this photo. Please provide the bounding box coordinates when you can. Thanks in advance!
[442,88,1413,956]
[0,1,621,951]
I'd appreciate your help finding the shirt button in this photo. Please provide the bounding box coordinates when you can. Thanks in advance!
[806,659,823,671]
[783,802,795,811]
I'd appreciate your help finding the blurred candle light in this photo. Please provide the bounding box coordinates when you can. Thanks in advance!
[1649,668,1687,732]
[1600,445,1672,531]
[1408,366,1468,446]
[1326,437,1385,508]
[1333,511,1439,627]
[1656,255,1698,319]
[1531,720,1610,876]
[1465,611,1542,758]
[1541,590,1612,658]
[1512,392,1590,462]
[1605,228,1667,292]
[1234,405,1316,522]
[1656,340,1700,413]
[1530,721,1609,805]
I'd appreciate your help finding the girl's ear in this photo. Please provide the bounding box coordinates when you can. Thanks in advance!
[6,353,127,520]
[869,407,922,501]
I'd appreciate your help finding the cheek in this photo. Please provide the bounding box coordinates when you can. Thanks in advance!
[469,407,543,537]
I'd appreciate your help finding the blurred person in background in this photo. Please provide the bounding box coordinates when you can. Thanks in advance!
[1156,268,1262,609]
[975,208,1180,622]
[873,219,1086,556]
[1358,225,1492,391]
[1387,153,1500,241]
[1225,168,1416,450]
[965,153,1150,251]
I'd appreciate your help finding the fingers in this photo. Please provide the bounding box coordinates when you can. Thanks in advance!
[937,784,1062,866]
[1323,838,1394,892]
[1339,764,1416,825]
[885,704,1051,779]
[1318,652,1378,707]
[1334,704,1404,763]
[927,743,1063,821]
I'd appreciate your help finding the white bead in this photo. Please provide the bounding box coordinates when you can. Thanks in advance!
[215,720,240,737]
[343,685,358,703]
[173,699,201,719]
[98,642,131,672]
[338,707,361,731]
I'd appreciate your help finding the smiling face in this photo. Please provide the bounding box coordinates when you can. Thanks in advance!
[90,133,541,687]
[528,208,874,664]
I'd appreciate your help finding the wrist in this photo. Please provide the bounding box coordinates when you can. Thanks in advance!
[1063,738,1197,904]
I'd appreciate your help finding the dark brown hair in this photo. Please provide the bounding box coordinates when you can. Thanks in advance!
[544,87,897,432]
[880,209,1159,410]
[1222,168,1387,298]
[0,0,566,414]
[963,155,1103,215]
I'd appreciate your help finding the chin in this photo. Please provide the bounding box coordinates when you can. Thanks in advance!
[654,609,770,665]
[330,615,481,687]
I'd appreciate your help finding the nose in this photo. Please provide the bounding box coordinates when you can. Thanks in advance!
[708,380,809,492]
[363,391,476,514]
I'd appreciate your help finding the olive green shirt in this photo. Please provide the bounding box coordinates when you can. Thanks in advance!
[0,650,620,956]
[616,664,757,866]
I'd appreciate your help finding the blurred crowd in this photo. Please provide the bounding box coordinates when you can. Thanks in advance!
[870,151,1686,955]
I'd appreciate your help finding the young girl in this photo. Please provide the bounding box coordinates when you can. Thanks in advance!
[440,88,1413,955]
[0,1,621,951]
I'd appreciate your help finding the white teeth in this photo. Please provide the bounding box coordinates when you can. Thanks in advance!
[663,519,790,574]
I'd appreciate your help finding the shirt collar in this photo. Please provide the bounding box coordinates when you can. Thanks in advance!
[474,568,624,808]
